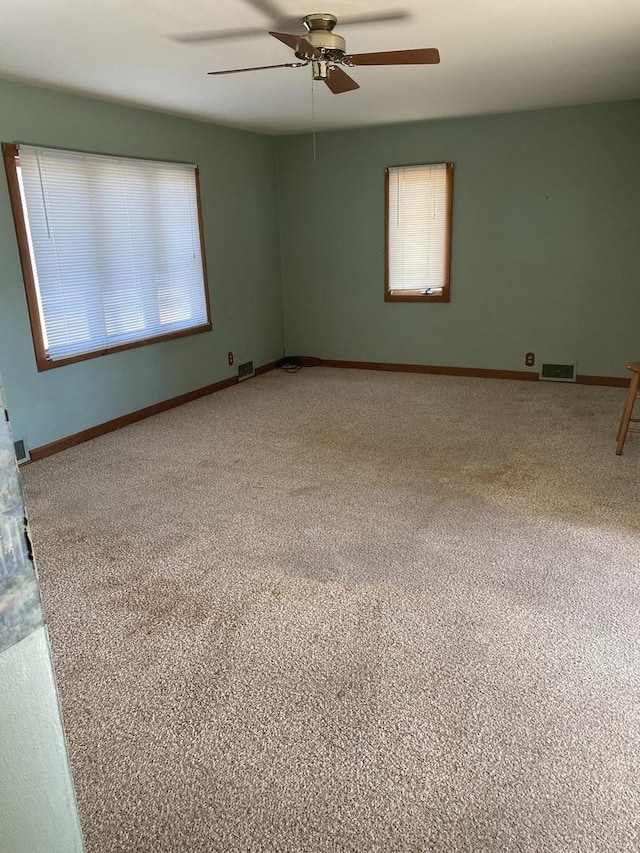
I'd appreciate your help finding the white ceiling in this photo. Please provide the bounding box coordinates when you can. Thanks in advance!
[1,0,639,135]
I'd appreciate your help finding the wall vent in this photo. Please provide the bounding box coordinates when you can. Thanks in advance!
[14,439,30,464]
[539,362,576,382]
[238,360,255,381]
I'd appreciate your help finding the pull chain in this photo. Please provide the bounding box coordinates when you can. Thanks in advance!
[311,77,317,162]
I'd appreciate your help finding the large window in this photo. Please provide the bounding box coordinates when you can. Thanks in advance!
[3,143,211,370]
[385,162,453,303]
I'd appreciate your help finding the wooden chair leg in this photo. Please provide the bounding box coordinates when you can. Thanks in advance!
[616,371,640,455]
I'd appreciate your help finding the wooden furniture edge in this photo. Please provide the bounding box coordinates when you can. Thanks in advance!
[30,359,280,461]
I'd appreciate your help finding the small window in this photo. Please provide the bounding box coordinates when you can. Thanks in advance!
[3,143,212,370]
[385,162,453,303]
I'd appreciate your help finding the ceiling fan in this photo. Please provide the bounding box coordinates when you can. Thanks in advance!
[206,12,440,94]
[173,0,410,45]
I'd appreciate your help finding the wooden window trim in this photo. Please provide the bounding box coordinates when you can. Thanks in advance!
[2,142,212,372]
[384,162,453,304]
[3,142,48,368]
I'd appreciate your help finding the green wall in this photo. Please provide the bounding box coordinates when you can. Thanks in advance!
[276,100,640,377]
[2,86,640,453]
[0,79,284,450]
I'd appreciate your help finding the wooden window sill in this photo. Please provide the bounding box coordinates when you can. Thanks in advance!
[385,291,450,303]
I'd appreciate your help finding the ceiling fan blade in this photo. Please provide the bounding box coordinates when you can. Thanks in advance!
[344,48,440,66]
[269,31,321,58]
[208,62,306,76]
[337,9,411,28]
[171,13,295,45]
[324,66,360,94]
[173,8,412,47]
[172,27,267,44]
[243,0,284,20]
[173,6,412,47]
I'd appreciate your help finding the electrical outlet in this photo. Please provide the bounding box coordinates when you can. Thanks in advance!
[525,352,535,367]
[228,351,234,366]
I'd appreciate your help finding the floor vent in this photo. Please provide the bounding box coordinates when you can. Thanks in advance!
[14,438,30,464]
[238,360,255,381]
[539,362,576,382]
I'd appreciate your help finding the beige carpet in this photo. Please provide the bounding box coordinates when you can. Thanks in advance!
[22,368,640,852]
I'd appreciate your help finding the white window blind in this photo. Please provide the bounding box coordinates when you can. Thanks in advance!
[17,144,209,362]
[387,163,451,294]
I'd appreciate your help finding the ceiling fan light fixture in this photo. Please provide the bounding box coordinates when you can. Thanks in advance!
[311,59,329,80]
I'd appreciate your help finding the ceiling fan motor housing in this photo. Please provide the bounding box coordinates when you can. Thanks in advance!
[298,13,346,61]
